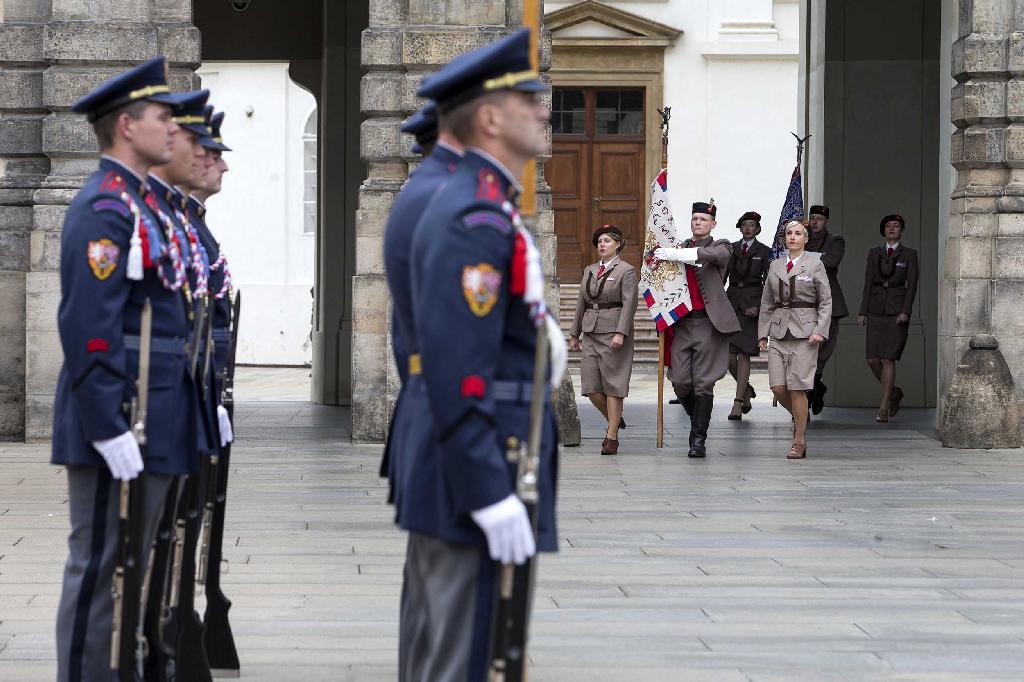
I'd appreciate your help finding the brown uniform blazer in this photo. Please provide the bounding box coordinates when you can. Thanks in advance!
[688,236,742,335]
[808,231,849,318]
[758,252,833,340]
[570,259,638,338]
[859,244,919,317]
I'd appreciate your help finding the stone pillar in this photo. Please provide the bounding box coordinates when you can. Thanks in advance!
[24,0,200,439]
[941,0,1024,445]
[0,0,48,439]
[354,0,580,443]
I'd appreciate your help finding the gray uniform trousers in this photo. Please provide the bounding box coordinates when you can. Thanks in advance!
[670,314,730,398]
[399,532,500,682]
[56,465,172,682]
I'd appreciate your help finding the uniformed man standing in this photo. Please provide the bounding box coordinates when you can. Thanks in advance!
[381,99,464,500]
[655,202,741,457]
[52,56,199,682]
[805,204,847,414]
[398,29,564,681]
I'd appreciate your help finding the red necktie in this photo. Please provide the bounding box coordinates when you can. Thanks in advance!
[742,243,748,256]
[786,260,793,273]
[597,264,606,277]
[887,247,894,257]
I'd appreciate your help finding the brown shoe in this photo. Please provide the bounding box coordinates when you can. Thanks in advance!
[889,387,904,416]
[601,437,619,456]
[728,399,743,421]
[876,409,889,423]
[787,441,807,459]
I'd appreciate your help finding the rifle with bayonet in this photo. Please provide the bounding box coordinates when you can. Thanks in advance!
[111,298,153,681]
[202,290,241,675]
[489,319,548,682]
[142,476,179,682]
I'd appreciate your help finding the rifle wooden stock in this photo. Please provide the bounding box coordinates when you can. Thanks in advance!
[143,477,180,682]
[489,320,547,682]
[172,470,213,681]
[111,298,152,681]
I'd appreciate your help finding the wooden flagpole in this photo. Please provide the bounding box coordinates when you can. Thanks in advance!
[656,107,671,449]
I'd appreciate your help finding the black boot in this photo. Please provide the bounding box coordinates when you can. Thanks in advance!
[688,394,714,458]
[680,392,695,417]
[811,373,827,415]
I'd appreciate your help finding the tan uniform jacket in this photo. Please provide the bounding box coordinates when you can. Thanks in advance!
[688,236,742,335]
[570,259,638,338]
[758,253,833,340]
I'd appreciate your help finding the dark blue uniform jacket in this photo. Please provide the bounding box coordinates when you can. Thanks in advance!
[51,157,198,476]
[381,144,462,491]
[403,149,559,551]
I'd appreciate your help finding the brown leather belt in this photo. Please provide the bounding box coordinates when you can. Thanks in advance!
[776,301,816,309]
[589,302,622,310]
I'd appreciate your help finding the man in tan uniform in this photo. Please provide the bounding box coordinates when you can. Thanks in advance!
[654,201,741,457]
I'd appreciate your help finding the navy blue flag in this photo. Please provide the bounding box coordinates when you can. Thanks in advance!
[770,162,804,260]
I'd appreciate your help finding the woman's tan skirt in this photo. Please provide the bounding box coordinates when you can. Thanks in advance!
[865,314,909,360]
[581,330,634,398]
[766,332,819,391]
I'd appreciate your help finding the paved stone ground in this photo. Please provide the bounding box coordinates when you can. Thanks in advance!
[3,370,1024,680]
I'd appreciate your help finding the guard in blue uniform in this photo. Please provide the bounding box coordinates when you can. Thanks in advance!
[398,30,563,681]
[193,107,235,425]
[381,100,464,499]
[148,90,222,459]
[52,56,198,682]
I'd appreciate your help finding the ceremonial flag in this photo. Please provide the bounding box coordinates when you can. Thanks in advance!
[640,169,694,333]
[770,162,804,260]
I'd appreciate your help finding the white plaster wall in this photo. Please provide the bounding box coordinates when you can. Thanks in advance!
[547,0,800,245]
[196,62,316,366]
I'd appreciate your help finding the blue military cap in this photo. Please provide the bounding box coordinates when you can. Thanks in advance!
[402,101,438,155]
[417,29,544,112]
[71,55,186,122]
[199,107,232,152]
[172,90,211,136]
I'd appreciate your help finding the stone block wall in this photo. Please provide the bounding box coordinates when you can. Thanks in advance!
[943,0,1024,424]
[353,0,558,442]
[0,0,201,440]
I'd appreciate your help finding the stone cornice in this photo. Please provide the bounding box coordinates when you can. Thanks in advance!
[545,0,682,43]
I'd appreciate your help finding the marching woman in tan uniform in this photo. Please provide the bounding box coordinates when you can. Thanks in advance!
[758,220,832,459]
[726,211,771,420]
[857,214,920,422]
[569,225,638,455]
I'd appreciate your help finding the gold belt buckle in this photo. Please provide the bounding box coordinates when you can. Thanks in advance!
[408,353,422,376]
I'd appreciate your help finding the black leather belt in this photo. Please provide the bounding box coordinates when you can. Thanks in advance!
[493,380,551,405]
[730,281,762,288]
[872,282,906,289]
[589,302,623,310]
[776,301,816,309]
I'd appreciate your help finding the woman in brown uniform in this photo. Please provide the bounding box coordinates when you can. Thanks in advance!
[726,211,771,420]
[758,220,832,459]
[569,225,638,455]
[857,214,919,422]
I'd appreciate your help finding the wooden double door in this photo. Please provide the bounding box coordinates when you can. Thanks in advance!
[549,87,646,282]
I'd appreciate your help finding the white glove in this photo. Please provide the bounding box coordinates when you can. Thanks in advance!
[471,494,536,565]
[545,313,567,389]
[92,431,144,481]
[217,405,234,447]
[654,247,700,264]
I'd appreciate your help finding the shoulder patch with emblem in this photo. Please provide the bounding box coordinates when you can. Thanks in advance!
[462,263,502,317]
[463,210,512,234]
[92,197,132,219]
[87,238,120,280]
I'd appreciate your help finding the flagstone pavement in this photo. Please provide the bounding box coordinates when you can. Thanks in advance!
[3,368,1024,681]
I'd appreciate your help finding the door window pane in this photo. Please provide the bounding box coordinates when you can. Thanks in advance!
[595,89,644,136]
[552,88,585,135]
